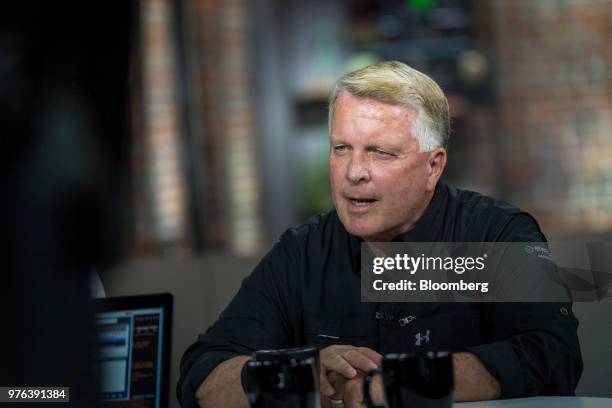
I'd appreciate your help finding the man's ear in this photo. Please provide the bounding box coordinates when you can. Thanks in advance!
[426,147,447,192]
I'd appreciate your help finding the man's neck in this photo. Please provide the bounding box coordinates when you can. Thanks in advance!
[362,187,436,242]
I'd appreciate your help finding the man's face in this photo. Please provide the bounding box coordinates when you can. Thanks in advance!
[329,93,439,241]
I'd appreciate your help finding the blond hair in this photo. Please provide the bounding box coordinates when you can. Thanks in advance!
[329,61,450,151]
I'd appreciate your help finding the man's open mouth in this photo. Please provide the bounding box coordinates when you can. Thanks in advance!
[347,197,377,206]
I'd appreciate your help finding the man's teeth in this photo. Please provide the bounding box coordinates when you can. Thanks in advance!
[351,199,374,206]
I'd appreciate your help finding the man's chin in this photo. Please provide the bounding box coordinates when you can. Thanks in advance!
[337,209,385,240]
[342,218,401,241]
[343,222,381,241]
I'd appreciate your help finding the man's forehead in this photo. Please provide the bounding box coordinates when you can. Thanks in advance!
[334,94,417,123]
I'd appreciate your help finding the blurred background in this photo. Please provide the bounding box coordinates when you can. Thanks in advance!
[3,0,611,406]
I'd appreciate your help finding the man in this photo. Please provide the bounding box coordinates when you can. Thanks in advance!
[178,61,582,408]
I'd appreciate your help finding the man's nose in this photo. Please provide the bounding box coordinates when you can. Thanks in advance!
[346,153,371,184]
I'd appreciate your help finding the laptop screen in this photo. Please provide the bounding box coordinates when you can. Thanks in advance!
[95,294,173,408]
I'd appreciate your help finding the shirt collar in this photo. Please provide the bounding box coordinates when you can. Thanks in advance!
[348,182,448,272]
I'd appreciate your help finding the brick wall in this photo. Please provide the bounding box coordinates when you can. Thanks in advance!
[131,0,264,256]
[492,0,612,233]
[134,0,190,251]
[191,0,263,255]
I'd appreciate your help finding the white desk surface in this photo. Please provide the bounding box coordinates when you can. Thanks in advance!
[456,397,611,408]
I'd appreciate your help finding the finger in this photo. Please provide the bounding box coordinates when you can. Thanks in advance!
[371,373,385,405]
[324,353,358,378]
[329,373,346,401]
[342,349,378,373]
[320,372,335,397]
[328,371,345,384]
[357,347,383,366]
[343,377,364,408]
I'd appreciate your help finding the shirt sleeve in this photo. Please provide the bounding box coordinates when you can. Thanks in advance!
[466,213,583,398]
[177,238,298,407]
[467,302,582,397]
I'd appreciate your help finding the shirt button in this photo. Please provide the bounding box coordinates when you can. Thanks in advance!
[559,307,569,316]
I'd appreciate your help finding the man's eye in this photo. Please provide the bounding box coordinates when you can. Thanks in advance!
[374,149,391,157]
[334,145,348,153]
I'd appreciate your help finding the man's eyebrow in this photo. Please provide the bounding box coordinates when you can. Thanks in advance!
[366,142,399,152]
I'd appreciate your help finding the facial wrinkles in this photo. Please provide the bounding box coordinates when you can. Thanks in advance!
[352,101,409,133]
[331,103,424,179]
[336,119,414,160]
[329,94,436,242]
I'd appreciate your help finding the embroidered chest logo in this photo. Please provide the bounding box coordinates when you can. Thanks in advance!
[415,330,431,346]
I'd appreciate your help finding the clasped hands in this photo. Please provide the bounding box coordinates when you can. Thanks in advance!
[319,345,385,408]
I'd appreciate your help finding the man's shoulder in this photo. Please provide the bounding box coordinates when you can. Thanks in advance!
[271,210,346,263]
[283,210,341,241]
[445,185,544,241]
[448,186,522,216]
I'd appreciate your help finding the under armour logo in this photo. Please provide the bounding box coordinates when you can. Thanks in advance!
[415,330,431,346]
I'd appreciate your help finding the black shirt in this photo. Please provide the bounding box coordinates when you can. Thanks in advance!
[178,183,582,407]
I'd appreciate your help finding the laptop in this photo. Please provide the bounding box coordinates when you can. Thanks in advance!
[95,293,173,408]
